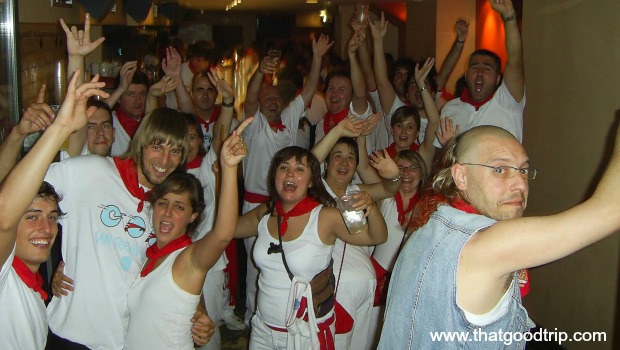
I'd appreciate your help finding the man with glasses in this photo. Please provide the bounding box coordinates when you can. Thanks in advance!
[378,125,620,348]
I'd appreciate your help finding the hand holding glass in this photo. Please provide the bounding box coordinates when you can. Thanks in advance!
[267,49,282,82]
[336,190,367,234]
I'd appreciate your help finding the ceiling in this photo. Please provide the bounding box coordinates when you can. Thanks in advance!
[176,0,406,13]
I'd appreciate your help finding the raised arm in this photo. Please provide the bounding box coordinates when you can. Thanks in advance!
[244,56,276,118]
[0,72,107,267]
[311,115,364,162]
[434,19,468,94]
[359,150,401,202]
[60,14,105,157]
[162,47,193,113]
[183,119,251,284]
[348,29,369,115]
[298,34,333,107]
[0,85,54,183]
[369,13,397,114]
[356,113,384,183]
[207,67,236,155]
[105,61,137,109]
[490,0,524,101]
[415,58,440,170]
[145,75,181,115]
[234,203,268,239]
[351,16,376,93]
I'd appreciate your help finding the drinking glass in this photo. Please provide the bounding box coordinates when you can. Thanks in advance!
[267,49,282,83]
[355,3,369,25]
[336,190,367,234]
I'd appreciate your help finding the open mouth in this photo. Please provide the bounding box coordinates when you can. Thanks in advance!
[159,221,173,233]
[283,181,297,192]
[474,81,484,92]
[30,238,50,247]
[153,165,167,174]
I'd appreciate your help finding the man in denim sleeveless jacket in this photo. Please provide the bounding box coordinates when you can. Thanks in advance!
[378,125,620,349]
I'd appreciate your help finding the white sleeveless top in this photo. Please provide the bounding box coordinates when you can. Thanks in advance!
[254,205,334,327]
[125,248,200,349]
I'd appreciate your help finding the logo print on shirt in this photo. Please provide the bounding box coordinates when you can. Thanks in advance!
[99,204,147,238]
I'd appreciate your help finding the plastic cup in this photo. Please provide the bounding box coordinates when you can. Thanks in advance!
[336,190,367,234]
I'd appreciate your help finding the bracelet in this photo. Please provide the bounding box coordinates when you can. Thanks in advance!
[390,175,401,182]
[502,13,517,23]
[221,99,235,108]
[456,38,465,45]
[418,85,427,93]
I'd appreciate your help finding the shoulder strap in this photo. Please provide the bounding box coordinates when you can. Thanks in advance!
[276,215,295,280]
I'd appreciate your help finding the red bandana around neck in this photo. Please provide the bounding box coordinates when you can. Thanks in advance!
[186,156,203,170]
[198,106,221,132]
[269,121,286,132]
[459,87,494,111]
[385,142,420,159]
[12,257,47,301]
[449,197,480,215]
[395,191,420,225]
[114,107,142,138]
[113,158,151,212]
[275,197,321,236]
[323,107,350,135]
[141,234,192,277]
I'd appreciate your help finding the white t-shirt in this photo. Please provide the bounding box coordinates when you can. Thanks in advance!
[241,94,306,199]
[46,156,151,349]
[437,81,526,147]
[0,248,48,349]
[59,144,90,161]
[111,111,132,156]
[187,148,227,271]
[125,248,200,350]
[373,197,407,271]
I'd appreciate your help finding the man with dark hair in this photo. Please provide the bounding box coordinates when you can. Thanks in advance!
[0,69,106,349]
[437,0,525,145]
[379,124,620,348]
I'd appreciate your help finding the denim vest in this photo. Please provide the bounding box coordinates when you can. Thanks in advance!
[378,205,534,349]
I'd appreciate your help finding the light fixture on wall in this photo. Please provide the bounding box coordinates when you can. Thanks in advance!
[320,9,328,23]
[306,0,318,3]
[226,0,241,11]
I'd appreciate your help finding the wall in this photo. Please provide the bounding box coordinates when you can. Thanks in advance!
[521,1,620,349]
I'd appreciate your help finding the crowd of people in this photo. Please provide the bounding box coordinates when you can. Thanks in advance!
[2,0,620,349]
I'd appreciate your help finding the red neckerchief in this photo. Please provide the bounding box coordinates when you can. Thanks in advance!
[395,191,420,225]
[518,268,530,297]
[275,197,320,236]
[385,142,420,158]
[199,106,221,132]
[113,157,151,213]
[450,197,480,214]
[12,257,47,301]
[459,87,494,111]
[185,156,203,170]
[141,234,192,277]
[323,107,350,135]
[114,106,142,138]
[269,121,286,132]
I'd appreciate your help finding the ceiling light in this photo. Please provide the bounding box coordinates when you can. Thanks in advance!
[306,0,319,3]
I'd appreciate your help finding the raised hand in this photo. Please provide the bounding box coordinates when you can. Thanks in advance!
[60,14,105,58]
[436,117,460,147]
[369,12,387,40]
[489,0,515,17]
[336,115,365,138]
[19,84,54,136]
[149,75,181,98]
[414,57,436,90]
[56,70,109,133]
[220,117,253,168]
[161,47,182,79]
[369,150,400,180]
[456,19,469,42]
[312,34,334,58]
[348,28,366,53]
[117,61,138,93]
[361,112,383,136]
[259,55,277,75]
[207,67,234,102]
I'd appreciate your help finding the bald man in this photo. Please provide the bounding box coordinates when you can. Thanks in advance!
[378,125,620,349]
